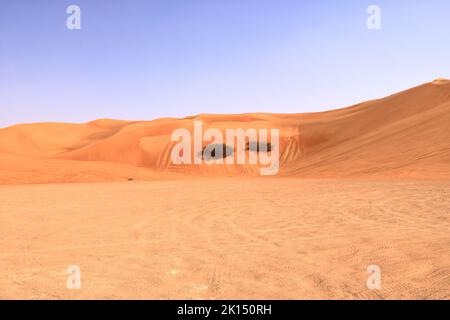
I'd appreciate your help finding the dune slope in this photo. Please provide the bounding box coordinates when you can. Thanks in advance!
[1,80,450,183]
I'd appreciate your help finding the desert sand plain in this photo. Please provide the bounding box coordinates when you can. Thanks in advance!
[1,80,450,299]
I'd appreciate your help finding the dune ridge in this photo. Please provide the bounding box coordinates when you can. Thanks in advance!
[1,80,450,184]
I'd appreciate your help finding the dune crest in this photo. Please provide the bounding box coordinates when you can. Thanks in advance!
[432,78,450,85]
[1,80,450,184]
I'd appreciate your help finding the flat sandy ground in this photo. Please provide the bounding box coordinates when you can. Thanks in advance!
[1,178,449,299]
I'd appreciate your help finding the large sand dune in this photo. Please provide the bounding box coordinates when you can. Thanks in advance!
[1,81,449,299]
[1,80,450,183]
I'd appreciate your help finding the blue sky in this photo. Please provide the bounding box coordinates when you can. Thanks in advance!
[1,0,450,127]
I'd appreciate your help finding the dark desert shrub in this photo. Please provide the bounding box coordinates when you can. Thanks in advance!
[200,144,234,160]
[246,141,272,152]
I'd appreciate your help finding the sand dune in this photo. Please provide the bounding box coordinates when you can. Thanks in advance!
[1,80,450,183]
[1,80,450,299]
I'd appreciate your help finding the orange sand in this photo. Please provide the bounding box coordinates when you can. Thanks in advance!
[1,80,449,299]
[1,80,450,182]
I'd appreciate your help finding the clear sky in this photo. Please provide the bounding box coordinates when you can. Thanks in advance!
[1,0,450,127]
